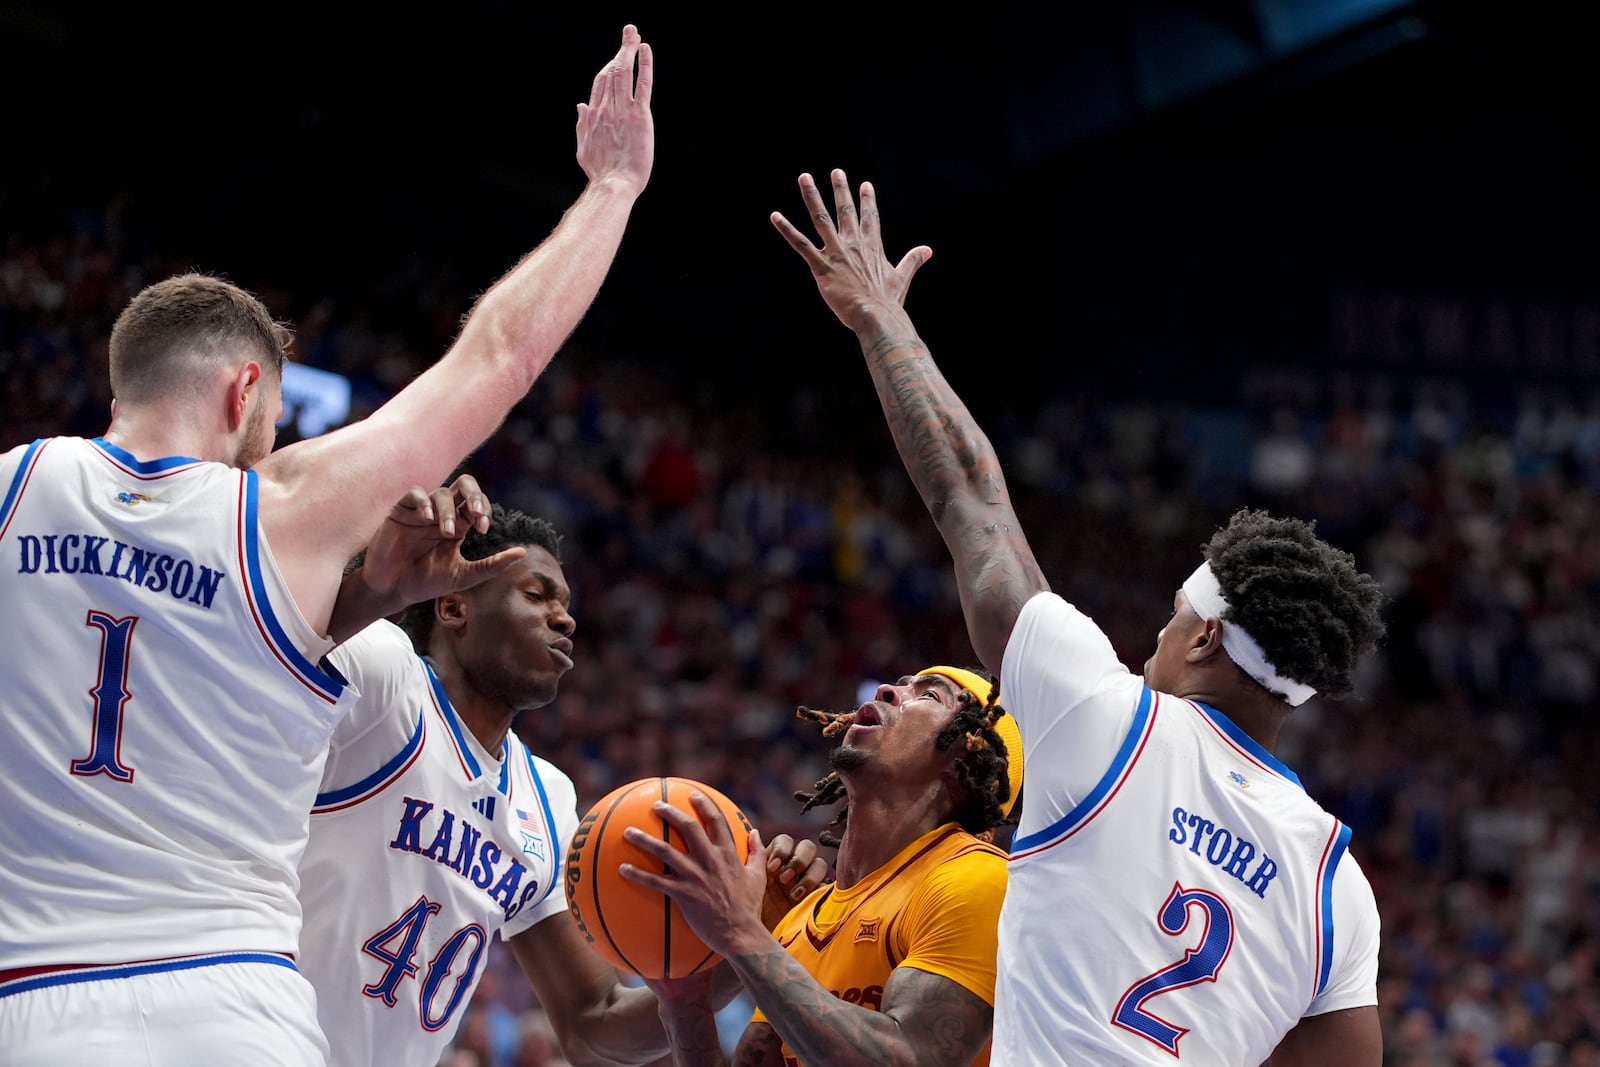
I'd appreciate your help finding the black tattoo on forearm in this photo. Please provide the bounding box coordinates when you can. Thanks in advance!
[728,946,990,1067]
[659,1005,730,1067]
[855,322,1048,638]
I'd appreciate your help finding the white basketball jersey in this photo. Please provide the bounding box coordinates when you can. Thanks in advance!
[299,620,579,1067]
[0,437,353,978]
[994,592,1379,1065]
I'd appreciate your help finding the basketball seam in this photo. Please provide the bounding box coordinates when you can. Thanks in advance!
[685,778,736,978]
[660,777,673,978]
[591,785,643,977]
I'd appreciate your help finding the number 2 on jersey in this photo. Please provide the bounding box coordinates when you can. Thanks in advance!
[1112,883,1236,1055]
[71,610,138,782]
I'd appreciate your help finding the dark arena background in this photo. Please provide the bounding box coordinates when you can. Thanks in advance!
[4,1,1598,1062]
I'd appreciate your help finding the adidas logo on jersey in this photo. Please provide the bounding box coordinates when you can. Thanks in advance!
[471,796,497,821]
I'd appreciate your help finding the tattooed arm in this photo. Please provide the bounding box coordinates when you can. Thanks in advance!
[644,972,734,1067]
[731,1023,785,1067]
[771,169,1049,674]
[646,965,990,1067]
[728,946,992,1067]
[625,796,994,1067]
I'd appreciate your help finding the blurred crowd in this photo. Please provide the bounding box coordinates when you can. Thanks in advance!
[4,196,1598,1067]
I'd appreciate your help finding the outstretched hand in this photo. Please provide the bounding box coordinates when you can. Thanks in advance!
[619,793,772,961]
[358,473,526,611]
[576,24,655,196]
[770,169,932,332]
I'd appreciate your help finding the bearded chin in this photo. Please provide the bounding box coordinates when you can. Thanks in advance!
[234,397,273,469]
[828,746,868,772]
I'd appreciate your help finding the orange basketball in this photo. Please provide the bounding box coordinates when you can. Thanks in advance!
[564,775,753,980]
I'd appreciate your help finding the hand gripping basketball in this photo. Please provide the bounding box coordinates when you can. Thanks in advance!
[564,776,752,979]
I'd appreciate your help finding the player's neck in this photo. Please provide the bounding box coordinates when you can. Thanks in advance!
[103,408,233,465]
[1178,681,1289,753]
[427,657,518,755]
[449,691,517,756]
[832,784,949,889]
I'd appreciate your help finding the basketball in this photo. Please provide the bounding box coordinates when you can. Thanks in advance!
[564,775,753,980]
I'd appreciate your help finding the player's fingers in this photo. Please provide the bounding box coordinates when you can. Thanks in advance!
[765,833,795,873]
[426,487,460,538]
[621,824,682,867]
[605,26,638,110]
[895,245,934,286]
[830,169,858,235]
[798,173,836,242]
[795,857,830,899]
[389,486,435,523]
[634,41,653,109]
[775,837,818,885]
[446,474,491,532]
[646,801,714,861]
[590,31,626,107]
[859,180,882,242]
[771,213,826,270]
[458,547,528,590]
[687,793,735,847]
[618,861,673,895]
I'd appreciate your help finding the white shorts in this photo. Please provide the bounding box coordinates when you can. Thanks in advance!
[0,952,329,1067]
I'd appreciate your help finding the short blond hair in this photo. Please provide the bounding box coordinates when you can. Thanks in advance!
[108,273,291,403]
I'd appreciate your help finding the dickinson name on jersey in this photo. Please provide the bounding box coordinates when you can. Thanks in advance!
[14,532,226,608]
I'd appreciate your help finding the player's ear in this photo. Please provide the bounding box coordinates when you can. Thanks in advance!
[435,592,468,632]
[224,360,263,431]
[1187,617,1226,663]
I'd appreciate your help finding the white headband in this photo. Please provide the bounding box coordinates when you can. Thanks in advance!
[1181,562,1317,707]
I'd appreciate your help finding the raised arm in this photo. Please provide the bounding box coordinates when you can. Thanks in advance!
[259,24,655,636]
[770,170,1046,674]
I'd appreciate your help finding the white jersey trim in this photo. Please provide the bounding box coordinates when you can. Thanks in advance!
[0,951,298,1000]
[1314,821,1353,998]
[312,709,427,812]
[0,438,47,541]
[515,745,565,914]
[1184,699,1304,789]
[1009,686,1161,859]
[227,453,345,704]
[422,658,510,790]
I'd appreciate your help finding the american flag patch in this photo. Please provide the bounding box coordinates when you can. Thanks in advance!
[515,809,546,861]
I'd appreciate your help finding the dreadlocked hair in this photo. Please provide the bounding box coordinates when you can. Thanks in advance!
[791,672,1015,849]
[399,504,562,653]
[1204,508,1386,699]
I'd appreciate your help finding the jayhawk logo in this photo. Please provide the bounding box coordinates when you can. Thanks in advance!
[115,491,152,506]
[1228,771,1251,790]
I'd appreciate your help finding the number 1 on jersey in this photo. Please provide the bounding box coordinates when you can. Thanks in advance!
[71,610,138,782]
